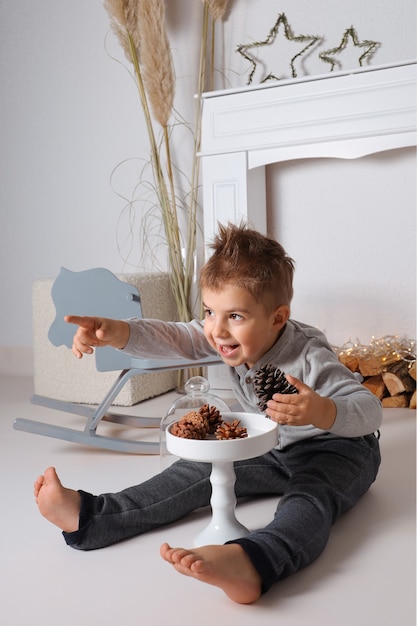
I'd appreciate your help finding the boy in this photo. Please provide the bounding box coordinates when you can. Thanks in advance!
[34,223,382,604]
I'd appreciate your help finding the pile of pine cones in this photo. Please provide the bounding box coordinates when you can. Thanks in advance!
[170,404,248,440]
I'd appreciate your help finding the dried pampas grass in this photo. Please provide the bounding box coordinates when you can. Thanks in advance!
[103,1,229,327]
[105,0,174,127]
[204,0,229,22]
[104,0,140,62]
[136,0,175,128]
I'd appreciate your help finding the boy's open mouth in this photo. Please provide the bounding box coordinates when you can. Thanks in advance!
[217,344,239,356]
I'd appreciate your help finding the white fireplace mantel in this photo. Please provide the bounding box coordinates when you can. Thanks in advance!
[200,61,416,243]
[199,60,416,389]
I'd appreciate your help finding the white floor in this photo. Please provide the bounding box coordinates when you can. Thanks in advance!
[1,375,415,626]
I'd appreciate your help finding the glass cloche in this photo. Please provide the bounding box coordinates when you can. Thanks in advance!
[160,376,231,469]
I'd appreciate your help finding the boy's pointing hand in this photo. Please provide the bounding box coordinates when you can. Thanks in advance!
[64,315,130,359]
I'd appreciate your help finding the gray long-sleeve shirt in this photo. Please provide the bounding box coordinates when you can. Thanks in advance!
[123,318,382,450]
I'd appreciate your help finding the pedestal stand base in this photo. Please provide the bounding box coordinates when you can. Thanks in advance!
[194,460,249,546]
[165,412,278,546]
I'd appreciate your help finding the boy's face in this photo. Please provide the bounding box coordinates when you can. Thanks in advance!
[202,285,289,370]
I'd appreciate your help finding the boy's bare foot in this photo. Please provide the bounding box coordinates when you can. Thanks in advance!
[160,542,262,604]
[34,467,81,533]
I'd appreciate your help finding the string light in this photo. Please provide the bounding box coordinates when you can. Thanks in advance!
[334,335,416,369]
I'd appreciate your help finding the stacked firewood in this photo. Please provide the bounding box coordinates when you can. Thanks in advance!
[337,349,416,409]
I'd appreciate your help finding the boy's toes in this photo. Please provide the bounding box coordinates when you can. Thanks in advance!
[33,475,45,497]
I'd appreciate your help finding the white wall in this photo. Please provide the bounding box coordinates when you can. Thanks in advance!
[1,0,415,374]
[268,149,416,347]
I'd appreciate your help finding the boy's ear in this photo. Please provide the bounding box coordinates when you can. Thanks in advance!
[272,305,290,327]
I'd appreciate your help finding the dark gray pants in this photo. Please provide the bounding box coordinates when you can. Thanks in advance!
[64,433,381,593]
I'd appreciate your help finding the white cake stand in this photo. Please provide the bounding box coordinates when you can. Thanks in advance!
[166,412,278,546]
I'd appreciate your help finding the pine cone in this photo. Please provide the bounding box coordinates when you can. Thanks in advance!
[199,403,223,434]
[170,411,208,439]
[253,364,297,412]
[215,419,248,440]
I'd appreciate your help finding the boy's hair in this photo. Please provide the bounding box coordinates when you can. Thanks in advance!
[199,223,295,309]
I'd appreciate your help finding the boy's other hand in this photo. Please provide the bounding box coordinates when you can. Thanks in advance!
[265,374,336,431]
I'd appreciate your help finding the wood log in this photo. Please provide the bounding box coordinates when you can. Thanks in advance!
[403,374,416,393]
[382,371,415,396]
[338,353,360,373]
[387,360,412,378]
[382,394,409,408]
[358,355,383,377]
[408,361,416,381]
[410,390,416,409]
[385,361,416,394]
[362,374,387,400]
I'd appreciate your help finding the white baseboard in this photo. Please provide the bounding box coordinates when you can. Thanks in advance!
[0,347,34,377]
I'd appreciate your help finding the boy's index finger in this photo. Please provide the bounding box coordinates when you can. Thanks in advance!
[64,315,96,328]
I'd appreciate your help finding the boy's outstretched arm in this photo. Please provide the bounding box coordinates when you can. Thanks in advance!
[64,315,130,359]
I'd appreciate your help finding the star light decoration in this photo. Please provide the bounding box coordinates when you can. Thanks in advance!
[319,26,380,72]
[236,13,321,85]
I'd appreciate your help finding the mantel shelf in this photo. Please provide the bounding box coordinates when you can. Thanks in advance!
[200,61,416,165]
